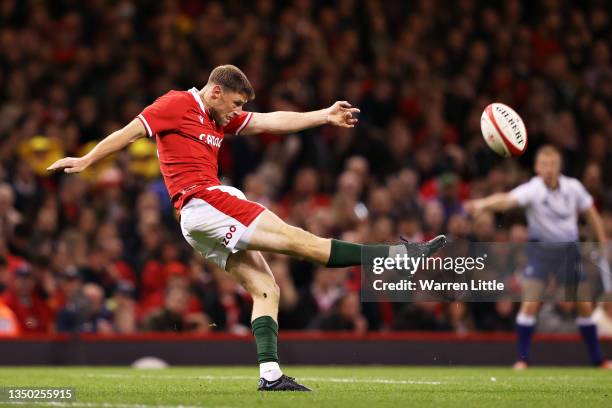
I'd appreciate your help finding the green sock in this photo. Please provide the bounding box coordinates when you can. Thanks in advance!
[251,316,279,364]
[326,239,391,267]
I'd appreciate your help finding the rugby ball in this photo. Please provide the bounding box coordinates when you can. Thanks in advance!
[480,103,528,157]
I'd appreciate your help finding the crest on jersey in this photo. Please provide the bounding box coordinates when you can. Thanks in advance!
[198,115,204,124]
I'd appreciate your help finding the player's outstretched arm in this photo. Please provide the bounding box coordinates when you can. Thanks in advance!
[241,101,359,135]
[465,192,519,214]
[47,118,147,173]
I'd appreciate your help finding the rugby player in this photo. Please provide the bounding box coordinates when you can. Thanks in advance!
[466,145,610,369]
[48,65,446,390]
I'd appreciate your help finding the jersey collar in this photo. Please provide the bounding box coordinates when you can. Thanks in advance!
[537,175,563,192]
[189,87,210,117]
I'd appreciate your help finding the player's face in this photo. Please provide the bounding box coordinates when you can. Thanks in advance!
[211,87,248,126]
[535,153,561,187]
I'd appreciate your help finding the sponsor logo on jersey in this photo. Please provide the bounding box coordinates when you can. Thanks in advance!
[199,134,222,148]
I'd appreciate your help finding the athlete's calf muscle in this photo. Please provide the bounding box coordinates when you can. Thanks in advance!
[247,210,331,264]
[226,250,280,321]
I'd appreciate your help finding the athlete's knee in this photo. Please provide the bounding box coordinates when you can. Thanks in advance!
[264,279,281,303]
[250,275,280,303]
[520,301,540,316]
[575,301,593,317]
[231,251,280,302]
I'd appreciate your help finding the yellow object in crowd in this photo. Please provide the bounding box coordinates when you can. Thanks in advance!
[0,301,19,337]
[128,138,160,180]
[18,136,64,177]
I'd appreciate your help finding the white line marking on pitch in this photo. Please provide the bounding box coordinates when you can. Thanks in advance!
[302,377,441,385]
[82,373,441,385]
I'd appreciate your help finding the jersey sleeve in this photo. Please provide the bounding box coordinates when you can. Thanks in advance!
[222,111,253,135]
[509,179,535,207]
[137,92,188,137]
[573,180,594,212]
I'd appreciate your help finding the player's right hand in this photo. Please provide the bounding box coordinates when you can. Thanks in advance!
[47,156,91,173]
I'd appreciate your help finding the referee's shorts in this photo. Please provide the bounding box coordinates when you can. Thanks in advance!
[523,241,586,288]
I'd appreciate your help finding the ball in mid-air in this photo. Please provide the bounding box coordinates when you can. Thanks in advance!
[480,103,528,157]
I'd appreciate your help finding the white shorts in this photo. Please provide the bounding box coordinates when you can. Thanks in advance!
[179,185,266,270]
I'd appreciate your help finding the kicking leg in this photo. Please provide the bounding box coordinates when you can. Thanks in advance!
[247,210,332,264]
[246,210,446,266]
[225,250,310,391]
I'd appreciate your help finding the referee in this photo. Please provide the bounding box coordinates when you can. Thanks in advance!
[466,145,610,369]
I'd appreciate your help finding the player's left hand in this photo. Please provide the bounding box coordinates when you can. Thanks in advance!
[327,101,360,128]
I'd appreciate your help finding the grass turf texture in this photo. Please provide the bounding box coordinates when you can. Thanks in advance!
[0,366,610,408]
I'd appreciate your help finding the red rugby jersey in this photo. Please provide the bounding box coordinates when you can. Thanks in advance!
[137,88,252,210]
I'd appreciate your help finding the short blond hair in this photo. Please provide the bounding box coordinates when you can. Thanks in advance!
[535,144,562,160]
[207,65,255,100]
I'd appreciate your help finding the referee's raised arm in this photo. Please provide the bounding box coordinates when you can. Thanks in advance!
[465,192,520,215]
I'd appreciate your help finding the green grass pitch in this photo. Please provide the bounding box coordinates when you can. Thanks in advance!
[0,366,610,408]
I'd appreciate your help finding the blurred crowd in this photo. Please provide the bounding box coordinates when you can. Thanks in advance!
[1,0,612,336]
